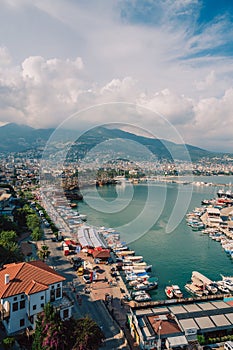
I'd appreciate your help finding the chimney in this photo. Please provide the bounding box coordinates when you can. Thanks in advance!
[5,274,10,285]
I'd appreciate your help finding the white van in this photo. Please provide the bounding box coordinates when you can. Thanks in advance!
[224,341,233,350]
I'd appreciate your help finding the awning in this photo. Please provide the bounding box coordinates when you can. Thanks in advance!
[166,335,188,348]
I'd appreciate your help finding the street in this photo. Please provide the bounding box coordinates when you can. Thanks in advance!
[43,229,129,349]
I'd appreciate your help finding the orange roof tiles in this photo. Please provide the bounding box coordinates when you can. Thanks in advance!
[0,261,65,298]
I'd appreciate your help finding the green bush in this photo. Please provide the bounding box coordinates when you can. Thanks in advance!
[197,335,205,345]
[2,337,15,349]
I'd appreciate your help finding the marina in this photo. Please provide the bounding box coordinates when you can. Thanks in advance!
[77,175,233,300]
[39,175,233,303]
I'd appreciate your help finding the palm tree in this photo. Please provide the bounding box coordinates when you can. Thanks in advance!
[37,244,50,262]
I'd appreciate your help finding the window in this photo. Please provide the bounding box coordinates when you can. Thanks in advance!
[33,305,36,310]
[20,300,25,309]
[12,302,18,312]
[56,287,61,298]
[41,295,44,300]
[50,290,55,302]
[20,319,25,327]
[41,303,44,308]
[63,309,69,319]
[51,285,54,289]
[57,283,60,287]
[21,294,25,299]
[13,296,17,301]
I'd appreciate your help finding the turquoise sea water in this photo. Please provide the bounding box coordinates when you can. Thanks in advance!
[78,176,233,299]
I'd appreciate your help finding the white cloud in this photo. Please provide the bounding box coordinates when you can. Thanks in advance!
[138,89,194,125]
[0,1,233,151]
[0,47,12,66]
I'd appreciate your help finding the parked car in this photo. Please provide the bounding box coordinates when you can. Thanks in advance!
[83,274,91,284]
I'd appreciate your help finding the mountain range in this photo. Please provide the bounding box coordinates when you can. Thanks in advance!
[0,122,223,161]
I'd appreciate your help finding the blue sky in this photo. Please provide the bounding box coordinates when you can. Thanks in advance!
[0,0,233,151]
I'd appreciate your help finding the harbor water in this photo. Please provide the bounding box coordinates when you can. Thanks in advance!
[78,176,233,299]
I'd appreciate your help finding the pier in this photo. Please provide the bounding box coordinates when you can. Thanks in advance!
[130,292,233,309]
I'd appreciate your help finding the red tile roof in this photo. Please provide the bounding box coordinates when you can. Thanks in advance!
[0,261,65,298]
[147,314,182,336]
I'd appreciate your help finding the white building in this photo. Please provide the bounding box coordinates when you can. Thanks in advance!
[0,260,73,335]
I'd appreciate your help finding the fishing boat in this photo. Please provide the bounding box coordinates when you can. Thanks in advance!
[172,285,183,298]
[165,286,174,299]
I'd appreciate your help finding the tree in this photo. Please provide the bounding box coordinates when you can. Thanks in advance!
[27,214,40,231]
[31,227,43,241]
[32,305,104,350]
[0,230,17,245]
[0,231,21,264]
[71,316,105,350]
[32,303,64,350]
[37,245,51,262]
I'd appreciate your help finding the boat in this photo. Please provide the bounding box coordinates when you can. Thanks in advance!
[171,285,183,298]
[217,189,233,199]
[134,292,151,302]
[205,283,218,294]
[122,264,152,272]
[133,281,158,291]
[77,214,87,221]
[123,255,143,263]
[165,286,174,299]
[116,250,135,257]
[185,283,207,297]
[191,222,205,231]
[131,290,150,298]
[125,268,147,275]
[113,246,129,252]
[192,271,212,288]
[70,202,77,208]
[123,261,147,266]
[125,272,149,281]
[221,279,233,292]
[216,281,230,293]
[128,278,149,287]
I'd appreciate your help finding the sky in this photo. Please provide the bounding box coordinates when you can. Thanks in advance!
[0,0,233,151]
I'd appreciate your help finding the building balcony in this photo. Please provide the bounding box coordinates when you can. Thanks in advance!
[51,295,74,312]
